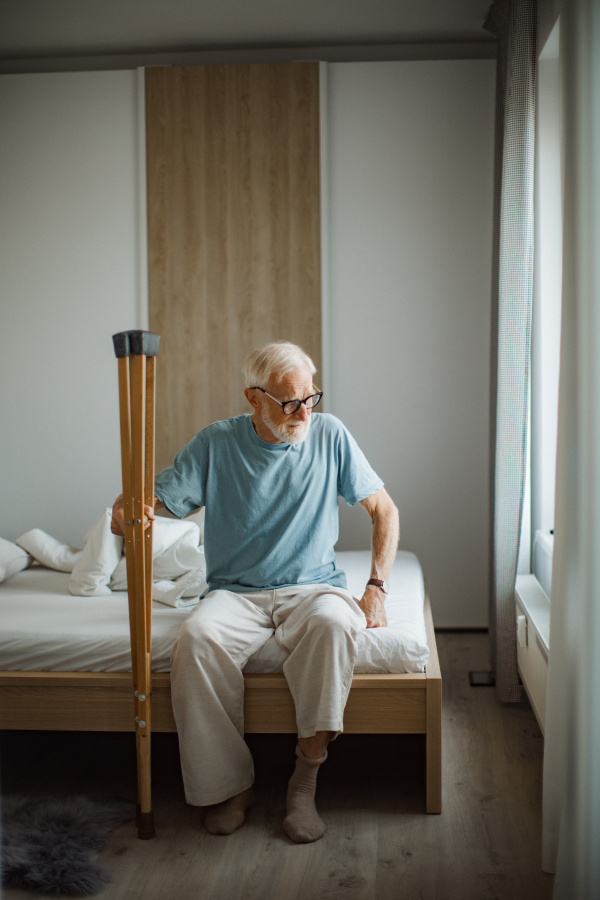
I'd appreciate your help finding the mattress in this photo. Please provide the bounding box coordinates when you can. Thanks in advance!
[0,550,429,674]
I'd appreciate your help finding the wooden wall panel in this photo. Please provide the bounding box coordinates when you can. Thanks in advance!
[146,63,321,471]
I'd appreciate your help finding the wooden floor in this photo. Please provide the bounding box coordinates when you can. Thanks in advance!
[1,633,554,900]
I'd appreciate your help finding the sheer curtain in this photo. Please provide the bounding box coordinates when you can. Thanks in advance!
[542,0,600,894]
[484,0,537,702]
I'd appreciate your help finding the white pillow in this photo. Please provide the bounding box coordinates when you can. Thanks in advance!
[152,525,203,580]
[151,517,202,559]
[69,509,123,597]
[109,518,203,590]
[157,506,204,543]
[0,537,32,583]
[16,528,82,572]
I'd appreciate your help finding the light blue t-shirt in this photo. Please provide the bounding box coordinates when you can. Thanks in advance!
[154,413,383,593]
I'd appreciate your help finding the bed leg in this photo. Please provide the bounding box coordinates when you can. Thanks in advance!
[426,676,442,813]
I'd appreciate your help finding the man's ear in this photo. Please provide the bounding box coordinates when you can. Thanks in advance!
[244,387,260,410]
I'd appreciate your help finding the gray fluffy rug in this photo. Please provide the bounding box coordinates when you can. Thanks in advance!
[1,796,134,896]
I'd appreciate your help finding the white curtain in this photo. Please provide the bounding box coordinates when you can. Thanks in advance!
[484,0,537,703]
[542,0,600,894]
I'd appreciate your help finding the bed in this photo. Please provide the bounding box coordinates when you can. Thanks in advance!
[0,549,442,814]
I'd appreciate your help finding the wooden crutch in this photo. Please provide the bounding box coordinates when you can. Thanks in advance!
[113,329,160,840]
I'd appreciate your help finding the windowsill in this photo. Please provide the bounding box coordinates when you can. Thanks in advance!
[515,575,550,656]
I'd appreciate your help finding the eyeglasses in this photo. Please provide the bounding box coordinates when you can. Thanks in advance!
[251,387,323,415]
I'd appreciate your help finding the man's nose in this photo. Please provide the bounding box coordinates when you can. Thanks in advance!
[294,403,310,421]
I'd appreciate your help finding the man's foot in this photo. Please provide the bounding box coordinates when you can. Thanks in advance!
[283,744,327,843]
[204,787,254,835]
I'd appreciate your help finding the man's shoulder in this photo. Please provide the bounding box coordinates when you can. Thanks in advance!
[195,415,250,445]
[310,412,348,439]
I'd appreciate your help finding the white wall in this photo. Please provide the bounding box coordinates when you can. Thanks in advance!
[0,70,144,546]
[326,60,496,627]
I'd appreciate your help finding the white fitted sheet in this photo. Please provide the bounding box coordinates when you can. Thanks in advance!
[0,550,429,674]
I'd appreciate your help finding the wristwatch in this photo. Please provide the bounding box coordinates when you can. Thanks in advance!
[366,578,389,594]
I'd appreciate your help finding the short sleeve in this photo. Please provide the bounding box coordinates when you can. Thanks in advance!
[154,433,208,518]
[336,421,383,506]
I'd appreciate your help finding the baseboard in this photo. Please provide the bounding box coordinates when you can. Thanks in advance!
[434,627,489,633]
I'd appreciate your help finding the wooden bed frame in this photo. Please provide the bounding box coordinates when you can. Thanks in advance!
[0,594,442,814]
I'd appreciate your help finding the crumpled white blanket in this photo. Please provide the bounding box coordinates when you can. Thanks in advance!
[16,510,206,608]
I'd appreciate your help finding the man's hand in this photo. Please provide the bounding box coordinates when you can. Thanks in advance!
[110,494,155,537]
[358,584,388,628]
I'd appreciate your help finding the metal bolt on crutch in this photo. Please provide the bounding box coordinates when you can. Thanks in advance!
[113,329,160,840]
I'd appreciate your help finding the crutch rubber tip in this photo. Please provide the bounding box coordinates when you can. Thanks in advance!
[137,811,156,840]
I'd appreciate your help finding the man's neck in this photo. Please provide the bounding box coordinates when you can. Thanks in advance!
[251,413,283,444]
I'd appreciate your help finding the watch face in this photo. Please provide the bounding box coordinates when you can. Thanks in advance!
[369,578,389,594]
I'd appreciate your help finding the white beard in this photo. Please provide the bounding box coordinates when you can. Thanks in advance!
[261,406,312,445]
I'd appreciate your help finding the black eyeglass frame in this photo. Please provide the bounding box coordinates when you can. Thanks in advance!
[251,386,323,416]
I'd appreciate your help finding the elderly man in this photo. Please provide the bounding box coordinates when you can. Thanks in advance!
[112,341,398,843]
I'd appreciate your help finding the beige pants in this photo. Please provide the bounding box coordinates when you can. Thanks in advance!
[170,584,367,806]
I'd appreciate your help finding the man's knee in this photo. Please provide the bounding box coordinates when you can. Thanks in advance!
[173,614,224,663]
[176,592,233,647]
[306,601,356,642]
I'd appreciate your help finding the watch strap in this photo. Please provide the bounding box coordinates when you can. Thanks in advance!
[367,578,388,593]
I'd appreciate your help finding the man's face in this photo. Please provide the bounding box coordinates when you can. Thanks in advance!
[257,365,315,445]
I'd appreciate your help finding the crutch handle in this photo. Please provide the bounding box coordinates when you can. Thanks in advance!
[113,330,161,358]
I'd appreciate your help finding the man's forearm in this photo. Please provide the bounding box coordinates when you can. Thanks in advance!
[369,500,400,583]
[358,488,399,627]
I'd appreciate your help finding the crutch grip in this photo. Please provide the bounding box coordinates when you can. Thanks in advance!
[112,330,161,358]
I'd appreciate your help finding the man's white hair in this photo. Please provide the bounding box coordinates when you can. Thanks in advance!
[243,341,317,388]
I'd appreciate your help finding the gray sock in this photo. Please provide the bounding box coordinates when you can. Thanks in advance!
[204,787,254,835]
[283,744,327,843]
